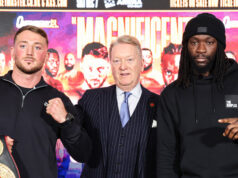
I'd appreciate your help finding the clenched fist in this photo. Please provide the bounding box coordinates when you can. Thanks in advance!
[45,98,68,123]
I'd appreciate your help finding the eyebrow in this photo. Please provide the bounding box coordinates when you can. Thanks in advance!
[115,55,134,59]
[17,41,44,45]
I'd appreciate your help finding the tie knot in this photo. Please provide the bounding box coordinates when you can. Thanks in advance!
[124,92,131,103]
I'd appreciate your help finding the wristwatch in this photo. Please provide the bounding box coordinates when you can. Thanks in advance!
[60,113,75,128]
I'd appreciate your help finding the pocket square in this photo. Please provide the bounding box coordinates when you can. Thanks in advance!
[152,120,157,128]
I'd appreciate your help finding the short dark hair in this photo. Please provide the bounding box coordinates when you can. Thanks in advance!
[161,43,182,68]
[142,48,152,53]
[14,25,48,45]
[162,43,182,55]
[47,48,59,58]
[82,42,108,61]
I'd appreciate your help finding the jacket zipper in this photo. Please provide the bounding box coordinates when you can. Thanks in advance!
[2,79,48,108]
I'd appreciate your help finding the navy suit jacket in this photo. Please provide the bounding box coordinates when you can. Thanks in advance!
[77,85,159,178]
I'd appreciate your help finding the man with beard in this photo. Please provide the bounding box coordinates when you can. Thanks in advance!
[160,43,182,90]
[43,48,63,91]
[1,25,91,177]
[58,52,84,104]
[64,53,76,71]
[157,13,238,177]
[77,42,110,95]
[56,52,85,177]
[140,48,162,94]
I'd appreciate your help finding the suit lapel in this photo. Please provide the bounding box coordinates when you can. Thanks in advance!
[99,85,117,172]
[137,87,157,177]
[98,85,158,177]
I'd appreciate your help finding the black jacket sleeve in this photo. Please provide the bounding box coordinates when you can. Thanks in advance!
[157,90,180,178]
[59,95,92,163]
[75,89,104,167]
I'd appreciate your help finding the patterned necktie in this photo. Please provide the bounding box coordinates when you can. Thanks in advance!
[120,92,132,127]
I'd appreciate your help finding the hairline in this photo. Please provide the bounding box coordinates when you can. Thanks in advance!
[14,25,48,46]
[109,35,142,60]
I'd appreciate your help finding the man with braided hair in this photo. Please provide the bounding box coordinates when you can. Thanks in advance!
[157,13,238,177]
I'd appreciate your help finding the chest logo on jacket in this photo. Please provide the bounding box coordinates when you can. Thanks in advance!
[225,95,238,108]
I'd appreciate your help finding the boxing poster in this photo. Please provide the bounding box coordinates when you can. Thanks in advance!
[0,9,238,177]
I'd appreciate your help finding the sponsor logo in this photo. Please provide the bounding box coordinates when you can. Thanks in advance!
[226,100,238,108]
[76,0,143,8]
[16,16,59,29]
[225,95,238,109]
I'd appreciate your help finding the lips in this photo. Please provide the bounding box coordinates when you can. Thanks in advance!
[120,73,130,76]
[24,57,35,63]
[194,55,208,63]
[196,58,207,62]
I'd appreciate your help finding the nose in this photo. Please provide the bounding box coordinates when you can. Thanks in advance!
[27,46,33,55]
[196,42,206,54]
[52,62,57,67]
[119,59,127,70]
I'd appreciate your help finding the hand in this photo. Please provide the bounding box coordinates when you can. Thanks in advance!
[5,136,14,153]
[218,118,238,140]
[45,98,68,123]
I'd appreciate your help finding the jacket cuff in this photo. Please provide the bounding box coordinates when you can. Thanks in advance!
[60,120,82,139]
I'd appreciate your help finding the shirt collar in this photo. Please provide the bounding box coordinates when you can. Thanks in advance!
[116,82,142,98]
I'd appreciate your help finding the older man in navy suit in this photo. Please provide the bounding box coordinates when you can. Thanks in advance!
[77,35,159,178]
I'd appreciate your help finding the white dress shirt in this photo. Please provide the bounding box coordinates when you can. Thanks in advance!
[116,83,142,116]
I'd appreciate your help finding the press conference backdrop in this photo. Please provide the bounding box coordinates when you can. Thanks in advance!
[0,0,238,177]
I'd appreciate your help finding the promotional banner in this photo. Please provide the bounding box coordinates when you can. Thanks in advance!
[0,10,238,177]
[0,0,238,9]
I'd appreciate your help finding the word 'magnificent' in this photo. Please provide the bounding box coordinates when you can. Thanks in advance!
[71,16,192,59]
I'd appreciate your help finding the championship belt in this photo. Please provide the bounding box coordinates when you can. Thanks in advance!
[0,136,20,178]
